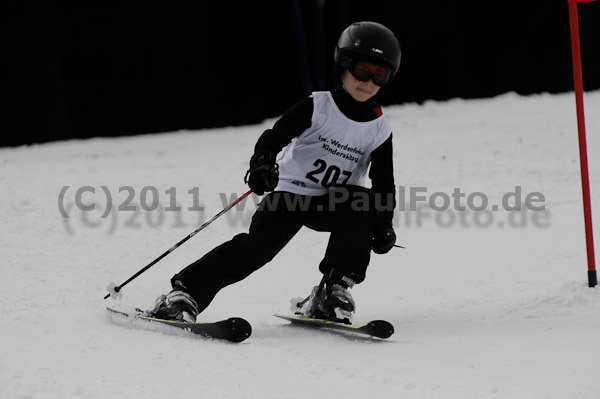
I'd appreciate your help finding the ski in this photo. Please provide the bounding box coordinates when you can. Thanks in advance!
[274,313,394,339]
[107,307,252,343]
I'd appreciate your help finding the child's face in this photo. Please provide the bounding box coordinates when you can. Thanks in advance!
[342,70,381,102]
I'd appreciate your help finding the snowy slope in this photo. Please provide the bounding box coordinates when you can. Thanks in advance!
[1,91,600,399]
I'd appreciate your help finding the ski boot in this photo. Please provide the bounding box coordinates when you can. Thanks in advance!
[297,275,356,325]
[145,282,199,323]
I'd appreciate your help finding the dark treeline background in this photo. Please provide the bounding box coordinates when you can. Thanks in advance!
[3,1,599,147]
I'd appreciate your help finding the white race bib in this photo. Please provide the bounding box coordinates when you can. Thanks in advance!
[275,91,392,196]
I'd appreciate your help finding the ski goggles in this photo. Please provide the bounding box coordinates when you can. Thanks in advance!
[349,60,393,86]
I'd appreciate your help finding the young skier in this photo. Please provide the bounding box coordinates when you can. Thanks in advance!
[146,21,401,324]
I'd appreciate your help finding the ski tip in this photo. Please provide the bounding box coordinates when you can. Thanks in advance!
[227,317,252,342]
[367,320,394,339]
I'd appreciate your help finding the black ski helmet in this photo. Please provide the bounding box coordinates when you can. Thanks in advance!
[334,21,401,82]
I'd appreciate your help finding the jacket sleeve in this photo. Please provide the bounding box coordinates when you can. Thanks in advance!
[369,133,396,226]
[252,96,313,164]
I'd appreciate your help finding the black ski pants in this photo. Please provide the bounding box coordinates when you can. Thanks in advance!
[171,186,381,314]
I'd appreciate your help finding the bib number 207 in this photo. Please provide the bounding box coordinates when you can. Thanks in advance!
[305,159,352,188]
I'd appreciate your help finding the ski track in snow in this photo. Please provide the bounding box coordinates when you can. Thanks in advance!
[1,91,600,399]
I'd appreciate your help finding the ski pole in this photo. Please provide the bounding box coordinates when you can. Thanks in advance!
[104,189,253,300]
[296,273,327,310]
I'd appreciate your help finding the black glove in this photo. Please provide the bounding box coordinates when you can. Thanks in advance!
[372,226,396,254]
[245,153,279,195]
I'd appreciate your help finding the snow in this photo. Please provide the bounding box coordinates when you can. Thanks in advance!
[2,91,600,399]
